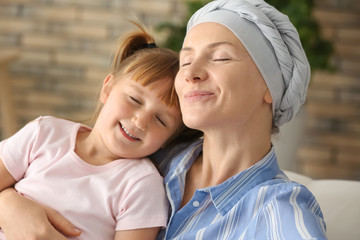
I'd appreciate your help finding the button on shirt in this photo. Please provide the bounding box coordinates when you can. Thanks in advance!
[153,139,327,240]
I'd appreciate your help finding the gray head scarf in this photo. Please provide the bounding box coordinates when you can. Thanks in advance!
[186,0,310,126]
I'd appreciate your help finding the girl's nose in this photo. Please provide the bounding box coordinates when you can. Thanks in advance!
[131,111,149,131]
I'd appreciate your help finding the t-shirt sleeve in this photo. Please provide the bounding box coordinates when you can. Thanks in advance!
[0,117,41,181]
[115,172,169,230]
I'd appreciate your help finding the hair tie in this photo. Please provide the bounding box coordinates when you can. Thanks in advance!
[144,43,157,49]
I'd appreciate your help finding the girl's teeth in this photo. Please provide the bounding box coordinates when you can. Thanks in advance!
[121,124,138,140]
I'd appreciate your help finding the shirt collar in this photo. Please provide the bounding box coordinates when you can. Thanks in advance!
[207,147,279,215]
[165,139,280,216]
[164,139,203,183]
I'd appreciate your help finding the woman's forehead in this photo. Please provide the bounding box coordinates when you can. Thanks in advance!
[182,22,245,53]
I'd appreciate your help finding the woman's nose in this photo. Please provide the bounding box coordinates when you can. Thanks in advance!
[184,60,208,83]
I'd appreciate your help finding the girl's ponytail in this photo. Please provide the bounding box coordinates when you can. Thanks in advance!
[112,21,156,72]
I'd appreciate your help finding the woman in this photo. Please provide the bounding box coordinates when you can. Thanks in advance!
[0,0,327,239]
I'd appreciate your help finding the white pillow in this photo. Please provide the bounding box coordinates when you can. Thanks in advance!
[284,170,360,240]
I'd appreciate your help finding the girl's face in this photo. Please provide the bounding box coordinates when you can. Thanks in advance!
[94,74,182,160]
[175,22,272,132]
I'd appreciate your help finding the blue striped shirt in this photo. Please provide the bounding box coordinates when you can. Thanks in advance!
[153,139,327,239]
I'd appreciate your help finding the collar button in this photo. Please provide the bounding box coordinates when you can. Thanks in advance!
[192,200,200,207]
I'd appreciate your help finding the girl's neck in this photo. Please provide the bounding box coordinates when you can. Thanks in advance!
[75,130,117,166]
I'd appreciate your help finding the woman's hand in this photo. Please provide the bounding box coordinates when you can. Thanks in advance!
[0,188,81,240]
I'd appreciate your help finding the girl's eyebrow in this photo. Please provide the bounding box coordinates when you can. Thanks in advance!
[129,82,145,95]
[129,82,178,121]
[180,41,235,55]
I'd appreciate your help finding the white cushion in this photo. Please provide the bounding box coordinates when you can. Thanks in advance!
[284,170,360,240]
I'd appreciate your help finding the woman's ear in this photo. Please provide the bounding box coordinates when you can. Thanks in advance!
[100,74,114,104]
[263,88,273,104]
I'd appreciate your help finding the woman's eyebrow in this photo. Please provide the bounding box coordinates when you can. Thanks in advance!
[179,47,192,55]
[208,41,234,49]
[180,41,235,54]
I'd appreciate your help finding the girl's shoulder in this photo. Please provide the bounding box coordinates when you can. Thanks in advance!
[34,116,78,133]
[28,116,80,147]
[35,115,75,127]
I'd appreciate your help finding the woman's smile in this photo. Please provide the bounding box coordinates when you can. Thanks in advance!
[184,90,215,102]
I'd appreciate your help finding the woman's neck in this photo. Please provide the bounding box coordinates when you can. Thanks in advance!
[197,125,272,188]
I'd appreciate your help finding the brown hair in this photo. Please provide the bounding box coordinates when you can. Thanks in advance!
[90,22,179,124]
[111,22,179,108]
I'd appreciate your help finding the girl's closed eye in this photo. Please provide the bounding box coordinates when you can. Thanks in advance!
[129,95,167,127]
[130,96,142,105]
[156,116,167,127]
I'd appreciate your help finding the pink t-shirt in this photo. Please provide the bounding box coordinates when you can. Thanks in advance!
[0,116,169,240]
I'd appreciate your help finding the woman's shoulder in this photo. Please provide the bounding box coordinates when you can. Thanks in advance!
[263,172,310,191]
[151,138,203,175]
[257,173,319,206]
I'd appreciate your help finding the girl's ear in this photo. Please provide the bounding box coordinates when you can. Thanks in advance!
[100,74,114,104]
[263,88,273,104]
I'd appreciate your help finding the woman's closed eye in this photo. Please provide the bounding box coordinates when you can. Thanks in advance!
[214,58,231,62]
[181,62,191,67]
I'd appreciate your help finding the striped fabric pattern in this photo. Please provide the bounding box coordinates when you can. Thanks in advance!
[153,139,327,240]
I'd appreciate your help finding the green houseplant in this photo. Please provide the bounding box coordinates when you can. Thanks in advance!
[157,0,333,71]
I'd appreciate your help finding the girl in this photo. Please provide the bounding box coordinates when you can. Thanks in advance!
[0,23,184,240]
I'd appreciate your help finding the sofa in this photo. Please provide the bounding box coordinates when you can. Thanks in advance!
[284,170,360,240]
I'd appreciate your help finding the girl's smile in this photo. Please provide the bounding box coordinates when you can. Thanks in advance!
[119,122,141,141]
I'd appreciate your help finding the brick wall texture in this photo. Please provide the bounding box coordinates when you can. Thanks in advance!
[0,0,185,130]
[298,0,360,180]
[0,0,359,180]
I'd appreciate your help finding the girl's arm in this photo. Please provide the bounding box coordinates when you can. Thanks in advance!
[0,157,16,191]
[114,227,160,240]
[0,187,81,240]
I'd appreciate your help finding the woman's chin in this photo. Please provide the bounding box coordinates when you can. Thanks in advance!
[183,118,206,131]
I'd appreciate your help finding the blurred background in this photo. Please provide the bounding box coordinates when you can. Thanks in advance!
[0,0,359,180]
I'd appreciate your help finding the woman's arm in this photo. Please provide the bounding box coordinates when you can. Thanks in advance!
[114,227,160,240]
[0,188,81,240]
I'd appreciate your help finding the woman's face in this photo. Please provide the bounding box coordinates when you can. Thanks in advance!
[175,22,271,131]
